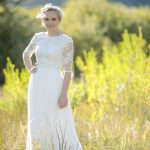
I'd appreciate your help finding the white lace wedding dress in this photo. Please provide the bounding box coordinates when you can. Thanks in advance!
[23,32,82,150]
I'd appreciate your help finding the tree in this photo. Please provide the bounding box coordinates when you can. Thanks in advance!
[0,0,38,85]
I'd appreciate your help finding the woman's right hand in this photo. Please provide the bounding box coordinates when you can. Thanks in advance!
[29,65,38,74]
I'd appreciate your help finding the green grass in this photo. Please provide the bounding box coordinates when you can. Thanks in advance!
[0,29,150,149]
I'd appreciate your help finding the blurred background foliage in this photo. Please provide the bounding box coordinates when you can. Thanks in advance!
[0,29,150,149]
[0,0,150,84]
[0,0,150,149]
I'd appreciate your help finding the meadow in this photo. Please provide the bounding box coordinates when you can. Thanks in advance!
[0,29,150,149]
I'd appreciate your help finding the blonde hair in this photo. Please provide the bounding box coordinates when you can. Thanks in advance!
[36,3,64,22]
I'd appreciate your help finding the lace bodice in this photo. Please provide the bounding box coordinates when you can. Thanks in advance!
[23,32,74,72]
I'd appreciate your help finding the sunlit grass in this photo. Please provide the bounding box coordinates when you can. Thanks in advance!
[0,30,150,149]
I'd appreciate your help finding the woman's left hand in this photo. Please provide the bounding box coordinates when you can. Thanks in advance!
[58,93,68,108]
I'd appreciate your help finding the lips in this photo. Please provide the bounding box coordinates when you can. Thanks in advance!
[47,25,54,27]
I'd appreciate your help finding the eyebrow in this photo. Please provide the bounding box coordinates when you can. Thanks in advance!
[44,17,57,20]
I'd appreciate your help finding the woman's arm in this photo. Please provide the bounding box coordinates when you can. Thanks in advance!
[22,34,38,74]
[22,51,38,74]
[58,72,72,109]
[61,72,71,94]
[58,40,74,108]
[22,50,33,72]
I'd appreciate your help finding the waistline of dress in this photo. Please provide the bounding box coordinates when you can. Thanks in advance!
[35,62,61,69]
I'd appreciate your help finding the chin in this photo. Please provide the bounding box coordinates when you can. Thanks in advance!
[47,26,55,28]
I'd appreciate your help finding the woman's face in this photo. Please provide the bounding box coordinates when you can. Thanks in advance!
[42,10,60,30]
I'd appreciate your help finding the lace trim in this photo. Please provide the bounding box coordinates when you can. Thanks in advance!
[63,42,74,72]
[23,43,36,57]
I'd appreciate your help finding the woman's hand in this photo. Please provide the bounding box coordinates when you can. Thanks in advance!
[58,93,68,109]
[29,63,38,74]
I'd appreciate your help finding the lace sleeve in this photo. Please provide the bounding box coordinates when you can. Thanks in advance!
[62,38,74,73]
[23,33,37,57]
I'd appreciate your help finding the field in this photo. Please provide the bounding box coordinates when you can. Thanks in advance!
[0,30,150,149]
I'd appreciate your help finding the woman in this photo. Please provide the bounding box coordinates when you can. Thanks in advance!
[22,3,82,150]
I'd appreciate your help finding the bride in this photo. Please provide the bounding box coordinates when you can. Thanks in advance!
[22,3,82,150]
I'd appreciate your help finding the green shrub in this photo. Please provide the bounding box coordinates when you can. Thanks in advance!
[0,57,29,118]
[62,0,150,57]
[73,29,150,122]
[72,29,150,148]
[0,28,150,149]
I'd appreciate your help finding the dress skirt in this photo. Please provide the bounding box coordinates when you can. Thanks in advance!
[26,64,82,150]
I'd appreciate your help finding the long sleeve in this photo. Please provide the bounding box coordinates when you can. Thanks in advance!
[62,38,74,73]
[22,33,37,73]
[23,33,37,57]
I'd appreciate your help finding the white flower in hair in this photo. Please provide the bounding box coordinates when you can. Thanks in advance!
[36,12,44,19]
[36,3,53,19]
[36,3,64,20]
[42,3,53,11]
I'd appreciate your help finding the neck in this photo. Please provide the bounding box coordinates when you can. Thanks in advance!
[46,29,61,36]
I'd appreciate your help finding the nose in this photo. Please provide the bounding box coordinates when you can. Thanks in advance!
[47,20,54,25]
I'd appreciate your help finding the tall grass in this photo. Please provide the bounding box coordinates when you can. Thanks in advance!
[70,29,150,149]
[0,29,150,149]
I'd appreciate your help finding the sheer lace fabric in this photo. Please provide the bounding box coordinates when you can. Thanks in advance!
[23,32,74,73]
[23,33,37,57]
[62,42,74,72]
[23,32,82,150]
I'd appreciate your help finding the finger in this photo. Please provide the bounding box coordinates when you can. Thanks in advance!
[59,103,61,108]
[62,102,66,108]
[61,102,65,108]
[33,68,38,73]
[60,103,63,108]
[59,101,63,107]
[58,100,60,105]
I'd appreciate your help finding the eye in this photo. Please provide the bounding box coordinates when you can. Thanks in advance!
[52,18,57,21]
[44,18,49,21]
